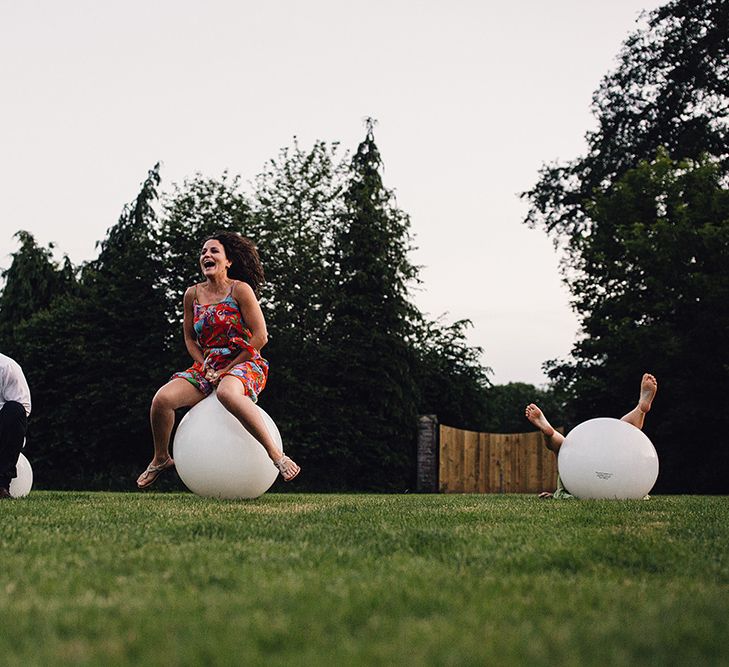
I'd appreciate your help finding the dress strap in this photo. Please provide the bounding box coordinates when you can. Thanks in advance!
[227,280,237,297]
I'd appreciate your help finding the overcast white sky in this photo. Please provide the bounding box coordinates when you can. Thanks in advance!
[0,0,663,385]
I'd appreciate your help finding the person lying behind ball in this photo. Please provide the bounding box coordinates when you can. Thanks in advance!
[137,231,300,489]
[525,373,657,499]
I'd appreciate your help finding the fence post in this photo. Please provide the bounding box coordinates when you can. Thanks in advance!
[416,415,439,492]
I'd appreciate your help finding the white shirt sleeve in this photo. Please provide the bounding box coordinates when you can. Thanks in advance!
[0,358,32,417]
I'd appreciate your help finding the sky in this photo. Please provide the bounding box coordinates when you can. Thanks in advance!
[0,0,664,385]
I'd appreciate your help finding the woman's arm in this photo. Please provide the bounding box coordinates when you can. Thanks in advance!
[234,281,269,353]
[182,286,205,365]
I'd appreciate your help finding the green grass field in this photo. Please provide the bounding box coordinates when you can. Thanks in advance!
[1,493,728,666]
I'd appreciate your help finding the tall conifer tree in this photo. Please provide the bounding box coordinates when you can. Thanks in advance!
[326,120,420,490]
[0,231,76,351]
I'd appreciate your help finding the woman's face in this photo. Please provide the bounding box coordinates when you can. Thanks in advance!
[200,240,230,279]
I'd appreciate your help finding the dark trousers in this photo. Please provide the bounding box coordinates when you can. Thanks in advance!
[0,401,27,488]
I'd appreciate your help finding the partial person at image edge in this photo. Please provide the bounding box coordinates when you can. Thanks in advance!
[0,353,31,499]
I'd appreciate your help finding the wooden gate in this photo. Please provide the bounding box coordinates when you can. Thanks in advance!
[438,425,558,494]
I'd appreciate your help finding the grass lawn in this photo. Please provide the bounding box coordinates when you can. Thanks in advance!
[1,492,728,666]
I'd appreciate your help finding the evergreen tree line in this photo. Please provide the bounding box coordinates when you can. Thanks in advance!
[523,0,729,492]
[0,124,494,491]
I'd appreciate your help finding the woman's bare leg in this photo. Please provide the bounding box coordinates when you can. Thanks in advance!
[149,379,205,465]
[138,378,205,487]
[620,373,658,430]
[216,376,300,480]
[525,403,565,453]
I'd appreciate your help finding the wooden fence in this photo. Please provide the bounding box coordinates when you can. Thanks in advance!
[438,424,559,494]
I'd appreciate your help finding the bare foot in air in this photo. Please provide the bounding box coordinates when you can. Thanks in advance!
[638,373,658,413]
[525,404,555,438]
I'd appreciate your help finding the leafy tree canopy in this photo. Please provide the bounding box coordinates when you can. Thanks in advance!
[524,0,729,248]
[547,152,729,491]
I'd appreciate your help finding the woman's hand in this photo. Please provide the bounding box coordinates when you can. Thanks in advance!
[204,362,235,386]
[203,364,222,386]
[204,366,220,385]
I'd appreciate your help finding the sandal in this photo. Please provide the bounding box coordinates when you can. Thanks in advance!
[137,457,175,489]
[274,455,300,482]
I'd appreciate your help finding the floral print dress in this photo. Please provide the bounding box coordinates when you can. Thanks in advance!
[172,282,268,402]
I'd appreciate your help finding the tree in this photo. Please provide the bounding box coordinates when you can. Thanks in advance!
[81,163,171,474]
[0,231,76,350]
[323,120,422,490]
[252,139,346,340]
[546,153,729,491]
[412,316,491,430]
[524,0,728,246]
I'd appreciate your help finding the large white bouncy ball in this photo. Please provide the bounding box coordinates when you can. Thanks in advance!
[174,394,281,499]
[10,452,33,498]
[558,418,659,499]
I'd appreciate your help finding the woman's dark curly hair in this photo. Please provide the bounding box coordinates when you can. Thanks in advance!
[204,231,265,296]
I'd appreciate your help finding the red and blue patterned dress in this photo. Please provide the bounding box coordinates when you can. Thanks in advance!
[172,282,268,402]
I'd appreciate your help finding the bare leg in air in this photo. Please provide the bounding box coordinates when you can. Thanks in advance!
[620,373,658,429]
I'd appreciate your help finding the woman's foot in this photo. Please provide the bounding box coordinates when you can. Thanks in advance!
[274,455,300,482]
[137,457,175,489]
[525,403,555,438]
[638,373,658,413]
